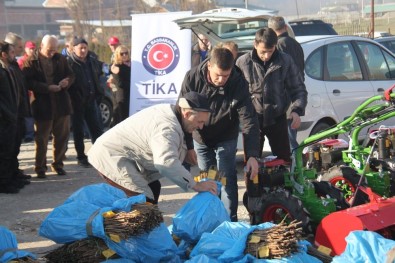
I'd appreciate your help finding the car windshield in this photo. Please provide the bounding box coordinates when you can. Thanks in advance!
[203,19,269,39]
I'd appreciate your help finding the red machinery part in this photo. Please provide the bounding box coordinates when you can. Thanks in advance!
[384,84,395,101]
[315,197,395,256]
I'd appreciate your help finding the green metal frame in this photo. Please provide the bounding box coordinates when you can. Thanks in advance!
[288,88,395,224]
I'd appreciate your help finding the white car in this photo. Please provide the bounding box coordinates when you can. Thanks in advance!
[174,9,395,144]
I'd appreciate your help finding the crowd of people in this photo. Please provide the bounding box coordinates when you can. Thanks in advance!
[1,16,308,222]
[0,33,131,193]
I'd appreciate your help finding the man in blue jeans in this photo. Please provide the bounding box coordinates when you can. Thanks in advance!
[179,46,260,221]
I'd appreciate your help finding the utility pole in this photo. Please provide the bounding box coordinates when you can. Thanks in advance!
[245,0,248,9]
[369,0,374,38]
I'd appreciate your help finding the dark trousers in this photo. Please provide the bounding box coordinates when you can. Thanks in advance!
[258,114,291,162]
[12,117,26,172]
[34,116,70,173]
[0,120,17,182]
[72,101,103,161]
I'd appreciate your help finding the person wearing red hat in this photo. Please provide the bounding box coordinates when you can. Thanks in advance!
[17,41,36,69]
[17,41,37,146]
[108,36,120,63]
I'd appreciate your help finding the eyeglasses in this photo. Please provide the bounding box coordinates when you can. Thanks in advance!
[120,52,129,56]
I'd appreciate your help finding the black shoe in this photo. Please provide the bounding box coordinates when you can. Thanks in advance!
[37,172,47,179]
[78,159,92,168]
[51,167,67,176]
[17,169,32,179]
[0,184,19,194]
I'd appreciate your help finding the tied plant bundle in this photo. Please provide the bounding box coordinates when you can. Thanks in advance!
[245,220,303,259]
[44,237,119,263]
[103,203,163,241]
[8,258,39,263]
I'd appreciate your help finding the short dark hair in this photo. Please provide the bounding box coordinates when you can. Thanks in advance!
[268,16,286,31]
[0,41,11,54]
[254,28,278,48]
[209,46,234,71]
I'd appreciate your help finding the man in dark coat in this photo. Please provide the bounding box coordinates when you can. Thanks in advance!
[0,41,22,193]
[5,32,32,183]
[268,16,305,152]
[23,35,75,178]
[180,46,260,221]
[67,37,104,168]
[236,28,307,162]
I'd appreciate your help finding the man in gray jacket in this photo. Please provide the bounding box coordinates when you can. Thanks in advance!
[236,28,307,162]
[87,92,218,204]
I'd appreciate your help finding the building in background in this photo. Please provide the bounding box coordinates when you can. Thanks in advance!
[0,0,69,39]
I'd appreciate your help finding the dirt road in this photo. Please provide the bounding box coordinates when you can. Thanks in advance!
[1,139,250,258]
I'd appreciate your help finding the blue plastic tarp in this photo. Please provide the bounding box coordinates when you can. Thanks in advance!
[172,192,230,243]
[332,230,395,263]
[0,226,36,263]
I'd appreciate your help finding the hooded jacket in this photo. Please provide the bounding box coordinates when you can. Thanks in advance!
[236,49,307,127]
[180,60,260,159]
[22,50,74,120]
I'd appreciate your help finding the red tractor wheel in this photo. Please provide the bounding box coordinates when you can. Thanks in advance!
[320,165,368,206]
[257,189,312,234]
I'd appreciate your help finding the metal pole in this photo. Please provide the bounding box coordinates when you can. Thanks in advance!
[295,0,300,19]
[245,0,248,9]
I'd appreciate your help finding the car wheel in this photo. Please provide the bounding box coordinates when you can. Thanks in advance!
[100,98,113,127]
[310,122,332,136]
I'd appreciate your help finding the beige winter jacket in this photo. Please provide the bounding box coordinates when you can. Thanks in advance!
[87,104,196,199]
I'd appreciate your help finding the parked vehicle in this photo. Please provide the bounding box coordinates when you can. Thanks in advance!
[174,10,395,143]
[289,19,338,36]
[99,75,113,127]
[375,36,395,54]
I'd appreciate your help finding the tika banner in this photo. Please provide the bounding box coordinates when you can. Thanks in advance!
[130,11,192,114]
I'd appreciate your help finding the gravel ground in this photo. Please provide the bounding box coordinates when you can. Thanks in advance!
[1,138,251,258]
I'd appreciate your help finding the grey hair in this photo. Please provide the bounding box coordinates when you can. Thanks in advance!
[268,16,286,31]
[5,32,23,45]
[41,34,59,46]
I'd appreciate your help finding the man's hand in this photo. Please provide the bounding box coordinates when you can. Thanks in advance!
[290,112,301,129]
[192,180,218,195]
[58,77,70,89]
[48,84,61,92]
[184,149,197,166]
[245,157,259,180]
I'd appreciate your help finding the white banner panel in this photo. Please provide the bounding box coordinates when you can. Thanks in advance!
[130,11,192,114]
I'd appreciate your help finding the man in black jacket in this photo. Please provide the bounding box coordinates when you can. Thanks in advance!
[236,28,307,162]
[180,47,260,221]
[67,37,104,168]
[268,16,305,152]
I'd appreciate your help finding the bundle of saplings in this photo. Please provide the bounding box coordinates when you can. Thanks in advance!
[244,220,303,259]
[103,203,163,240]
[45,237,119,263]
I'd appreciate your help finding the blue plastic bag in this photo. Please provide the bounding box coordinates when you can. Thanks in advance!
[64,183,127,206]
[0,226,36,263]
[172,192,230,243]
[105,223,180,263]
[39,184,146,244]
[332,230,395,263]
[189,221,321,263]
[39,201,110,243]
